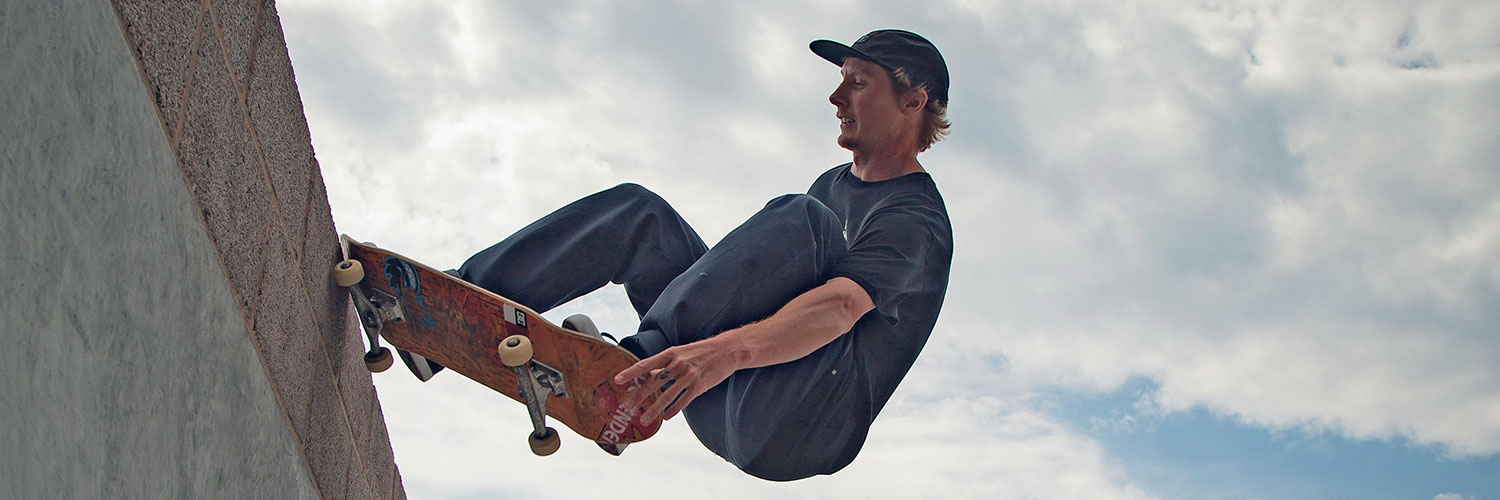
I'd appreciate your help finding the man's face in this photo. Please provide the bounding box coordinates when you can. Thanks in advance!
[829,57,907,153]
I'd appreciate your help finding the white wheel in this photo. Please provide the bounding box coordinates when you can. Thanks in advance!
[529,427,561,456]
[364,347,393,372]
[561,314,599,338]
[498,335,533,367]
[333,259,364,287]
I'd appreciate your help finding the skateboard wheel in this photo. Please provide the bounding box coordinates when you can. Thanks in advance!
[333,259,365,287]
[364,347,394,372]
[561,314,599,338]
[498,335,533,367]
[529,427,561,456]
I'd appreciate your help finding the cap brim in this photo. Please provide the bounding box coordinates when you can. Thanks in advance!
[811,39,864,66]
[810,39,900,76]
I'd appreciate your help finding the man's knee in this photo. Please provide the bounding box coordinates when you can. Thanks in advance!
[766,193,837,219]
[606,182,652,199]
[603,182,674,215]
[764,194,842,237]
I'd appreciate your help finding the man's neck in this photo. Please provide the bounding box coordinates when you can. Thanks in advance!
[850,151,923,182]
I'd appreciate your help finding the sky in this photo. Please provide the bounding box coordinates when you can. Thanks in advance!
[277,1,1499,498]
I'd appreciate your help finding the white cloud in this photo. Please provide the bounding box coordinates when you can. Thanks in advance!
[927,0,1500,459]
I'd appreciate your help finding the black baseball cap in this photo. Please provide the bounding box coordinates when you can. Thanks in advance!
[810,29,949,105]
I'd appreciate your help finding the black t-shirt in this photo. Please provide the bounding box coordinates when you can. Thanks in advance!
[810,163,952,410]
[789,163,953,472]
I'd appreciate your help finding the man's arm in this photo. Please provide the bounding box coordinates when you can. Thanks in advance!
[616,277,875,421]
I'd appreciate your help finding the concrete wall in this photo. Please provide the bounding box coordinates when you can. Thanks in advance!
[0,1,403,498]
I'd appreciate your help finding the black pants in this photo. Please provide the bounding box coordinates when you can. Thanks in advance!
[458,183,858,479]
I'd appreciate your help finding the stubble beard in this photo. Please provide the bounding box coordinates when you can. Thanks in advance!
[837,132,860,151]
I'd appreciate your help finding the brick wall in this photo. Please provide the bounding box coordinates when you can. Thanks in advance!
[110,1,404,497]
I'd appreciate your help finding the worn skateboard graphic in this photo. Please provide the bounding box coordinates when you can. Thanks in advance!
[333,235,660,455]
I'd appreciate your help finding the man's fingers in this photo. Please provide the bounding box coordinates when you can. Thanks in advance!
[611,346,711,421]
[621,368,668,409]
[643,380,686,421]
[660,385,698,421]
[614,357,659,385]
[625,364,687,408]
[639,370,679,418]
[612,352,666,382]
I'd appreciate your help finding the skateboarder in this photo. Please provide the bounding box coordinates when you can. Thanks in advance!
[412,29,953,481]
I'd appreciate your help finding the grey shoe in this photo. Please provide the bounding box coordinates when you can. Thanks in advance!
[398,349,443,382]
[562,313,623,344]
[561,314,600,338]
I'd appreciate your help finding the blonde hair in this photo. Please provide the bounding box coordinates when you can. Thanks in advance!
[891,67,951,152]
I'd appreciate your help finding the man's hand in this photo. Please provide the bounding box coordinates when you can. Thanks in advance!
[614,335,746,422]
[612,277,874,422]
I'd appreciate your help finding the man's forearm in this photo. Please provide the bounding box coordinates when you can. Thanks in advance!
[615,277,876,421]
[708,277,876,371]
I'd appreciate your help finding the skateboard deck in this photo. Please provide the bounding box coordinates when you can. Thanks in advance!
[335,235,660,454]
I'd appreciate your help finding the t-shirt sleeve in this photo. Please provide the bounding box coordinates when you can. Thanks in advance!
[830,202,950,323]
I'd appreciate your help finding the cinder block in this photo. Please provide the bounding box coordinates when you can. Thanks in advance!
[319,275,359,374]
[392,467,407,500]
[206,0,263,94]
[337,351,374,449]
[345,453,374,500]
[367,401,398,499]
[303,170,351,343]
[175,24,270,317]
[251,232,322,435]
[247,3,315,257]
[333,306,375,472]
[304,383,355,499]
[255,233,359,500]
[111,0,204,141]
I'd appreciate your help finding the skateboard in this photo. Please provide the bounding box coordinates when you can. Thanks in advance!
[333,235,661,456]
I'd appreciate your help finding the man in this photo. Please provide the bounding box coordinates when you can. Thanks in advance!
[414,29,953,481]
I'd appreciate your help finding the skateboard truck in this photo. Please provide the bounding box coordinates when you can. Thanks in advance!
[499,335,564,455]
[333,259,404,372]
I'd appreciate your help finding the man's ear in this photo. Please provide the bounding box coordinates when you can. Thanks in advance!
[901,88,929,116]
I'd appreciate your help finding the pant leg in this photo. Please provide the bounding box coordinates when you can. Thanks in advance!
[628,194,847,351]
[457,183,707,317]
[623,194,856,477]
